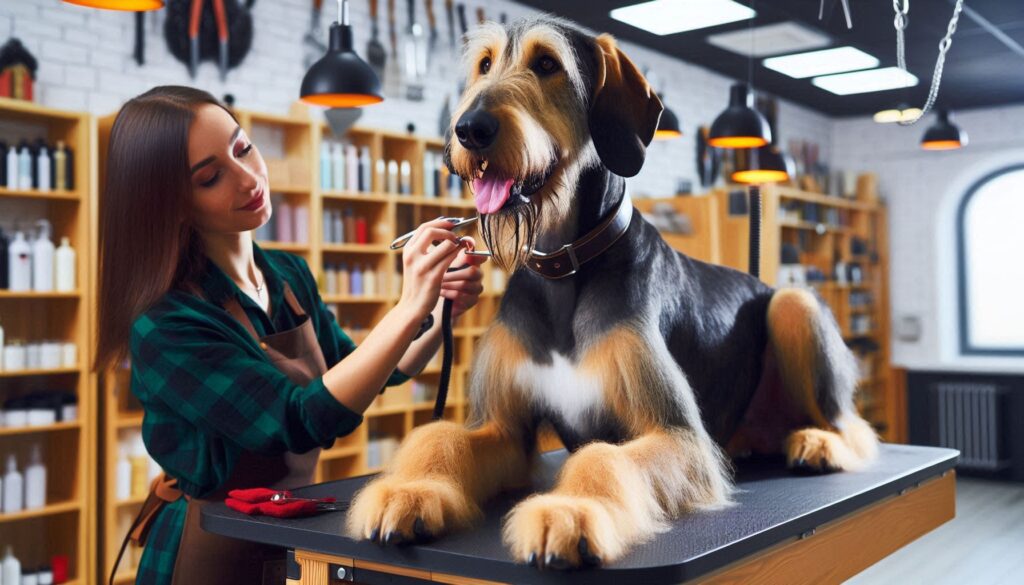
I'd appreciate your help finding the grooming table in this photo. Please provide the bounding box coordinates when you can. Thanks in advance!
[201,444,957,584]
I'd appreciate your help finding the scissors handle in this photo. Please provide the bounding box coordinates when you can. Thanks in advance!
[389,216,480,250]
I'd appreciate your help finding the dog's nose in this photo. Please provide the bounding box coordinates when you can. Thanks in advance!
[455,109,499,151]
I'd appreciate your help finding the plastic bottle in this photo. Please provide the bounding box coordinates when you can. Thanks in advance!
[8,231,31,292]
[399,160,411,195]
[331,143,345,192]
[54,237,75,292]
[37,144,51,192]
[0,227,8,289]
[294,205,309,244]
[53,142,66,191]
[355,215,367,244]
[343,209,355,244]
[2,454,23,513]
[350,264,362,296]
[276,199,294,243]
[6,146,17,190]
[31,220,54,292]
[129,434,149,498]
[24,444,45,510]
[2,546,21,585]
[332,209,344,244]
[359,146,371,192]
[115,444,132,501]
[374,158,385,192]
[63,143,74,191]
[387,160,399,194]
[17,142,31,190]
[325,263,337,296]
[363,263,376,296]
[319,141,332,190]
[322,209,334,244]
[423,152,435,197]
[338,263,349,296]
[346,144,359,192]
[0,320,5,372]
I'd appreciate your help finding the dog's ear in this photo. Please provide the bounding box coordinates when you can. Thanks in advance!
[588,34,664,177]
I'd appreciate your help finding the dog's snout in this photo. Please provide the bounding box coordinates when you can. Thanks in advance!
[455,109,499,151]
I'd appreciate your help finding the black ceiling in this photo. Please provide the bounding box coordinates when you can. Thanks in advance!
[515,0,1024,118]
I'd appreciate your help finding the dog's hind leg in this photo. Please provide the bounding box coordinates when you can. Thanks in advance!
[767,288,879,472]
[346,324,535,544]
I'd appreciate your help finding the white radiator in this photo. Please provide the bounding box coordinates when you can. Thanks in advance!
[935,382,1008,470]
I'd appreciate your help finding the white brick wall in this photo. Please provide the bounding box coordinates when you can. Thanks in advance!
[2,0,833,199]
[832,104,1024,372]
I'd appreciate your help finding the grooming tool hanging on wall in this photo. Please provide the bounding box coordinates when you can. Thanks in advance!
[164,0,255,80]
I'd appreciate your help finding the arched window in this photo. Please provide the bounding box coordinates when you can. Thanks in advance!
[957,164,1024,355]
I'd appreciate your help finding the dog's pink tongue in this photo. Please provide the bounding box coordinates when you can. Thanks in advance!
[474,176,515,215]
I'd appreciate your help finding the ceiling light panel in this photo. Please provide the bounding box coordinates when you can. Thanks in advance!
[764,46,879,79]
[611,0,756,36]
[812,67,919,95]
[707,22,831,57]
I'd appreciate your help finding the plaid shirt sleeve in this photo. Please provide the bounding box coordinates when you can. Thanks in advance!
[130,305,364,497]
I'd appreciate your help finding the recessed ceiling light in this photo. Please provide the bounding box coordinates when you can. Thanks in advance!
[611,0,756,36]
[763,46,879,79]
[812,67,919,95]
[707,22,830,57]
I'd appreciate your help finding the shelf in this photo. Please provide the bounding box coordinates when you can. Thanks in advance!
[779,219,851,234]
[776,187,876,211]
[256,241,310,253]
[322,191,392,203]
[0,500,79,523]
[0,421,80,437]
[0,290,81,299]
[321,295,395,303]
[0,96,86,120]
[321,243,392,253]
[0,186,81,201]
[0,366,80,378]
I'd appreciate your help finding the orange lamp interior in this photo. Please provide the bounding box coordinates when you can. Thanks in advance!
[707,136,768,149]
[732,169,789,184]
[654,129,683,140]
[300,94,385,108]
[921,140,963,151]
[63,0,165,10]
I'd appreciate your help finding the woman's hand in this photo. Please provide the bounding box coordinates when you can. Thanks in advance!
[441,236,487,320]
[397,218,465,321]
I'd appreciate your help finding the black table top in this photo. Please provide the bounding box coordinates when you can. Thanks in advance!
[201,444,958,584]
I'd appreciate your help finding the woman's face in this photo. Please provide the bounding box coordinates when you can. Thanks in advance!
[187,104,271,235]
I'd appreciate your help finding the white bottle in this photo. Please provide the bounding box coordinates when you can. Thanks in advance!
[2,546,21,585]
[331,143,345,192]
[0,321,5,372]
[8,231,31,292]
[359,146,371,192]
[37,147,51,192]
[399,160,411,195]
[115,444,132,501]
[345,144,359,192]
[31,220,54,292]
[22,570,38,585]
[387,160,399,194]
[319,141,332,190]
[6,146,17,189]
[423,151,435,197]
[24,444,46,510]
[2,454,23,513]
[17,145,31,190]
[55,237,75,292]
[363,263,376,296]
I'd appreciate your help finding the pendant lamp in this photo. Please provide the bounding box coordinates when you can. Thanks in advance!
[921,109,967,151]
[708,83,771,149]
[655,103,682,140]
[732,144,793,184]
[62,0,163,9]
[300,0,383,107]
[873,103,922,124]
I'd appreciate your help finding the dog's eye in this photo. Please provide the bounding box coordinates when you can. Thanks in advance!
[479,56,492,75]
[533,55,560,76]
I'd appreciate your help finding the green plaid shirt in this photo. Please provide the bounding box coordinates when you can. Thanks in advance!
[130,243,408,585]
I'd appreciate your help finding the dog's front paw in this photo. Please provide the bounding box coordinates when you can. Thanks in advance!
[346,476,480,545]
[503,494,628,570]
[786,428,861,473]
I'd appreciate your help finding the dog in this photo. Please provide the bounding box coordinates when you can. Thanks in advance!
[346,15,878,569]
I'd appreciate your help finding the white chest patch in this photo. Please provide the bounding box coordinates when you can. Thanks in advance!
[515,352,605,430]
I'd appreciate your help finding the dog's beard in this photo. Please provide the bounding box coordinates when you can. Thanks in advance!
[480,198,540,273]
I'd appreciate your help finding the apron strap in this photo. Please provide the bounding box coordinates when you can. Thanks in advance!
[224,281,308,343]
[110,473,184,585]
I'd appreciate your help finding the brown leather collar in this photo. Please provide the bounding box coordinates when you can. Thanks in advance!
[527,192,633,280]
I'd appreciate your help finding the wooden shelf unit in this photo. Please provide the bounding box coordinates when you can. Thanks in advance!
[635,184,895,441]
[0,97,95,584]
[93,104,508,580]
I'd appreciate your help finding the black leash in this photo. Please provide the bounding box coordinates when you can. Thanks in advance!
[428,263,466,421]
[748,185,762,278]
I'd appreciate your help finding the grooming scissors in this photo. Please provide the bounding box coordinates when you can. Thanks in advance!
[389,216,492,256]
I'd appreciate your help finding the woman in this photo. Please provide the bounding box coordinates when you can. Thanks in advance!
[94,86,486,585]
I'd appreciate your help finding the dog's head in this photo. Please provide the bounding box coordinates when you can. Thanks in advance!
[445,16,663,271]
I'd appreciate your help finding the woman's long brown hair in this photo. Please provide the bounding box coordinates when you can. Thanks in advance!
[93,86,237,372]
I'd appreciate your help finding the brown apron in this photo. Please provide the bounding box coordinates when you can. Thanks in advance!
[114,282,328,585]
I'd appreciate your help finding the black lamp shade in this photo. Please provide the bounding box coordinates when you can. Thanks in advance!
[732,145,793,184]
[921,109,967,151]
[654,106,682,140]
[301,23,383,108]
[62,0,163,9]
[708,83,771,149]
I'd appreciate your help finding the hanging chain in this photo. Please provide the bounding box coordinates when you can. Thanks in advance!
[893,0,966,125]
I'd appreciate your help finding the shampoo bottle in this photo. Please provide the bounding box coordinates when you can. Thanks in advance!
[53,142,67,191]
[346,144,358,192]
[423,152,435,197]
[350,264,362,296]
[36,144,51,192]
[0,227,8,289]
[2,546,21,585]
[294,205,309,244]
[363,263,376,296]
[276,199,294,243]
[359,146,371,192]
[8,231,31,292]
[338,263,349,296]
[399,160,411,195]
[2,454,22,513]
[331,143,345,192]
[24,444,45,510]
[31,220,54,292]
[319,141,332,190]
[55,237,75,292]
[17,142,31,190]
